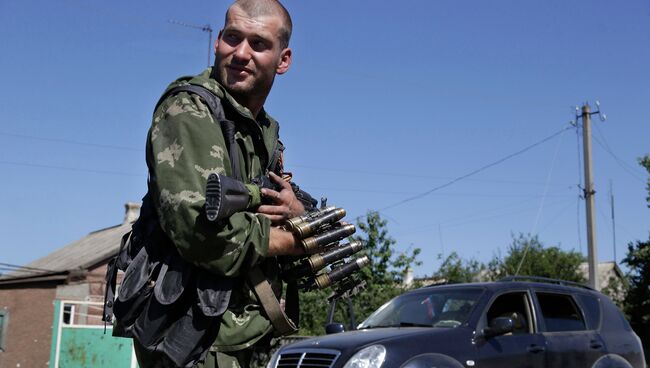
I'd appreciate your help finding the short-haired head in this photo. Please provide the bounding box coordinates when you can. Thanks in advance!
[226,0,292,49]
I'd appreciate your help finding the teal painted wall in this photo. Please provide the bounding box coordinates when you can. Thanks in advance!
[49,300,136,368]
[57,328,133,367]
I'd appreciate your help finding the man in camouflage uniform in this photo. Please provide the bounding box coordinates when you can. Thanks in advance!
[134,0,305,366]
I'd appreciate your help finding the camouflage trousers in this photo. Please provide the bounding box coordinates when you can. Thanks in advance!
[133,338,270,368]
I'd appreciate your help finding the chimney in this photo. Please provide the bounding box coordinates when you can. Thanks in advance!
[124,202,141,224]
[402,267,414,288]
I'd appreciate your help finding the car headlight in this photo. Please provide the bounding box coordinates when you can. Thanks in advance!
[342,344,386,368]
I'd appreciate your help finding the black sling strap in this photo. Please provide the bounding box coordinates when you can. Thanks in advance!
[155,84,298,336]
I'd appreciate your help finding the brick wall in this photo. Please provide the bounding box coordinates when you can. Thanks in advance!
[0,284,58,368]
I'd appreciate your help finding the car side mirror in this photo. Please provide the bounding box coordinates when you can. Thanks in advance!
[482,317,514,339]
[325,323,345,334]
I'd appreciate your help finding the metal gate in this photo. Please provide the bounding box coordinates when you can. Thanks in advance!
[49,300,137,368]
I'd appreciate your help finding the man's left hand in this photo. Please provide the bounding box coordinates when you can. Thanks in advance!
[258,172,305,224]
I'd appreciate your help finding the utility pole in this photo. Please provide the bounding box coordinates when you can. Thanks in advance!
[169,20,214,68]
[582,104,598,290]
[574,102,606,290]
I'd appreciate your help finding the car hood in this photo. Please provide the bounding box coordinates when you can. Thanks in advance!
[283,327,459,351]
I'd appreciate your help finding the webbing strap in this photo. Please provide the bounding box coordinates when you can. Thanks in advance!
[157,84,296,336]
[249,267,298,336]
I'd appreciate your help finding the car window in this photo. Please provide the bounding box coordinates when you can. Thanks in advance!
[358,288,483,329]
[486,292,532,334]
[536,292,586,332]
[576,294,601,330]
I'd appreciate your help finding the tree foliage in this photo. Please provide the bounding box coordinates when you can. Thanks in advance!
[641,155,650,207]
[621,155,650,361]
[297,211,421,335]
[486,233,585,282]
[433,251,484,284]
[622,236,650,325]
[352,211,421,284]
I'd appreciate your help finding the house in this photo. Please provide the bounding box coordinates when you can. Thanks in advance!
[0,203,139,368]
[578,261,627,301]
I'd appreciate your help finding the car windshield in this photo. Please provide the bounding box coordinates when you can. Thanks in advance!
[358,288,484,329]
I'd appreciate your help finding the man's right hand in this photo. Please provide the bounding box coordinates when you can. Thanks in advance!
[258,172,305,225]
[268,227,305,257]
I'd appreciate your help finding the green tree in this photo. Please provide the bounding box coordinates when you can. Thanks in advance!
[486,233,585,282]
[621,155,650,361]
[433,251,484,284]
[298,211,421,335]
[641,155,650,207]
[352,211,421,284]
[622,236,650,324]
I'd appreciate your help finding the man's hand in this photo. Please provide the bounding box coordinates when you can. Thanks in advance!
[268,227,305,257]
[258,172,305,224]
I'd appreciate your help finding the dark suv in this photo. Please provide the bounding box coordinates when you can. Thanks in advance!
[267,277,646,368]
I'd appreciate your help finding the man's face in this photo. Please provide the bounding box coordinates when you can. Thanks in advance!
[214,6,291,108]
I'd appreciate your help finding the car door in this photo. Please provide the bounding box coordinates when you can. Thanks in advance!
[533,290,606,367]
[473,290,546,368]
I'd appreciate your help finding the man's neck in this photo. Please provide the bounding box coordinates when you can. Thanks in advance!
[233,94,266,119]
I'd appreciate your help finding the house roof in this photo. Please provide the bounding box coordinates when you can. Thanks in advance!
[0,221,132,284]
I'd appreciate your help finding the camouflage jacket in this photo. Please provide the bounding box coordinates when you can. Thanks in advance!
[144,68,281,351]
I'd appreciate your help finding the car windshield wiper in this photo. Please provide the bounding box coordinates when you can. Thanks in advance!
[357,324,383,330]
[357,323,397,330]
[398,322,431,328]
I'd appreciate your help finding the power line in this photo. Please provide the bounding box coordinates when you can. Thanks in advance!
[392,195,573,236]
[442,198,573,230]
[0,160,143,177]
[3,131,576,188]
[378,125,574,212]
[515,126,566,276]
[531,125,567,234]
[305,185,572,198]
[591,125,645,182]
[538,200,579,235]
[294,164,569,186]
[0,132,143,152]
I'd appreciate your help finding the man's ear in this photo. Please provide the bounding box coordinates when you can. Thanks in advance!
[214,30,223,53]
[276,48,292,75]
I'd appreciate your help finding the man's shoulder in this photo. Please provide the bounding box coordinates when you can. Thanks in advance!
[152,69,226,119]
[162,68,225,100]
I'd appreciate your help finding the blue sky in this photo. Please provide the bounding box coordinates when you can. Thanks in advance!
[1,0,648,277]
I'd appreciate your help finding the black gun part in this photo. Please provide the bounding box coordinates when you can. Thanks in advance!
[205,173,222,221]
[204,173,250,222]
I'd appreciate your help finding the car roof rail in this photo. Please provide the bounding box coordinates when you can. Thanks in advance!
[498,276,594,290]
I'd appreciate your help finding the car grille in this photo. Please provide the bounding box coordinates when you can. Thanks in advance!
[275,349,341,368]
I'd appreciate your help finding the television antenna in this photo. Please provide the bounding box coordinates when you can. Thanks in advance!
[169,20,214,67]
